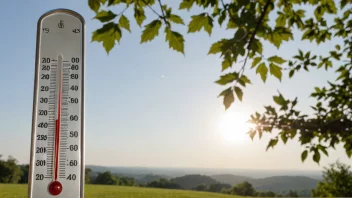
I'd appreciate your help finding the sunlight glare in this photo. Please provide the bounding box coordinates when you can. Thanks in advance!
[217,111,255,144]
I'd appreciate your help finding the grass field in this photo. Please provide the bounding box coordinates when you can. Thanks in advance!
[0,184,243,198]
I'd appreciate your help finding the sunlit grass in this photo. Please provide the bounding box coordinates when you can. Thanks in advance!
[0,184,245,198]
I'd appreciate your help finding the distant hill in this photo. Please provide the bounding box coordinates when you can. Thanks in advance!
[87,166,170,185]
[87,165,321,195]
[86,165,323,179]
[252,176,319,192]
[211,174,254,185]
[135,174,170,185]
[211,174,319,195]
[171,174,217,189]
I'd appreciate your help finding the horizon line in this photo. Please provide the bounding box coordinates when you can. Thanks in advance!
[85,164,324,172]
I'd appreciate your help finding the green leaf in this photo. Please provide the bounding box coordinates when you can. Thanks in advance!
[222,54,232,71]
[317,145,328,156]
[94,10,117,22]
[281,133,288,144]
[169,14,185,25]
[308,0,319,4]
[301,150,308,162]
[134,6,146,27]
[89,0,101,13]
[92,22,121,54]
[218,10,226,26]
[346,149,352,158]
[266,27,293,48]
[276,12,287,27]
[249,38,263,55]
[239,75,251,87]
[234,86,243,101]
[165,27,185,54]
[248,130,256,140]
[256,63,268,82]
[118,15,131,32]
[268,56,286,64]
[163,5,172,18]
[313,150,321,164]
[141,20,162,43]
[179,0,194,10]
[212,4,220,16]
[341,0,348,9]
[273,93,285,106]
[218,87,234,110]
[188,13,213,36]
[204,15,214,36]
[234,29,246,41]
[208,41,223,55]
[266,138,278,151]
[251,57,262,68]
[269,63,282,81]
[325,0,337,13]
[314,6,324,21]
[289,70,295,78]
[330,51,341,60]
[215,73,238,85]
[108,0,121,6]
[227,20,237,29]
[335,44,341,50]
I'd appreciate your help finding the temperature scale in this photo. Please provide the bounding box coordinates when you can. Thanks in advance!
[28,9,85,197]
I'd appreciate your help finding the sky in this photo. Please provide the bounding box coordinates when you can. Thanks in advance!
[0,0,350,171]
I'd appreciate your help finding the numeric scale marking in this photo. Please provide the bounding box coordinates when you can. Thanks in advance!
[28,9,85,198]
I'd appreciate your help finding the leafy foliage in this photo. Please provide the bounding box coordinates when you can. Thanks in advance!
[230,181,256,196]
[0,155,22,184]
[85,168,92,184]
[146,178,182,189]
[89,0,352,164]
[94,171,119,185]
[312,161,352,197]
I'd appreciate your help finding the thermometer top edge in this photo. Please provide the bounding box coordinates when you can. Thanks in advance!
[37,8,86,26]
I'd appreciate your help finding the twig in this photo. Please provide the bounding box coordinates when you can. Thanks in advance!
[117,6,129,16]
[233,1,271,87]
[234,51,250,88]
[157,0,170,28]
[220,0,247,31]
[247,1,271,50]
[158,0,166,18]
[141,0,161,17]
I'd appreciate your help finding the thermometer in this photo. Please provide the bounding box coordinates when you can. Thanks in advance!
[28,9,85,198]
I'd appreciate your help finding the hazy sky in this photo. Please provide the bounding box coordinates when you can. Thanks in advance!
[0,0,350,171]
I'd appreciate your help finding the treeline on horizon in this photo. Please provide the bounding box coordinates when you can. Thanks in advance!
[1,154,352,197]
[0,155,308,197]
[86,170,303,197]
[0,154,302,197]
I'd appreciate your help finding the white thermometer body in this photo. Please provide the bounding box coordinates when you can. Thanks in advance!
[28,9,85,198]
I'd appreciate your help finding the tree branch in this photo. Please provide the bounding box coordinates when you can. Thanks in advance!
[141,0,161,17]
[117,6,129,16]
[157,0,170,28]
[247,1,271,50]
[158,0,166,18]
[233,1,271,87]
[220,0,246,31]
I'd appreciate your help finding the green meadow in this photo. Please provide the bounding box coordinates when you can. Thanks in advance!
[0,184,244,198]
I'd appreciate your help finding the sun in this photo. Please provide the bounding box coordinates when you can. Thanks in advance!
[217,111,254,144]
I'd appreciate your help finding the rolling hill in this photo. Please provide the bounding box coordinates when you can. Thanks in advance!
[171,174,218,189]
[211,174,254,185]
[252,176,319,191]
[211,174,319,195]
